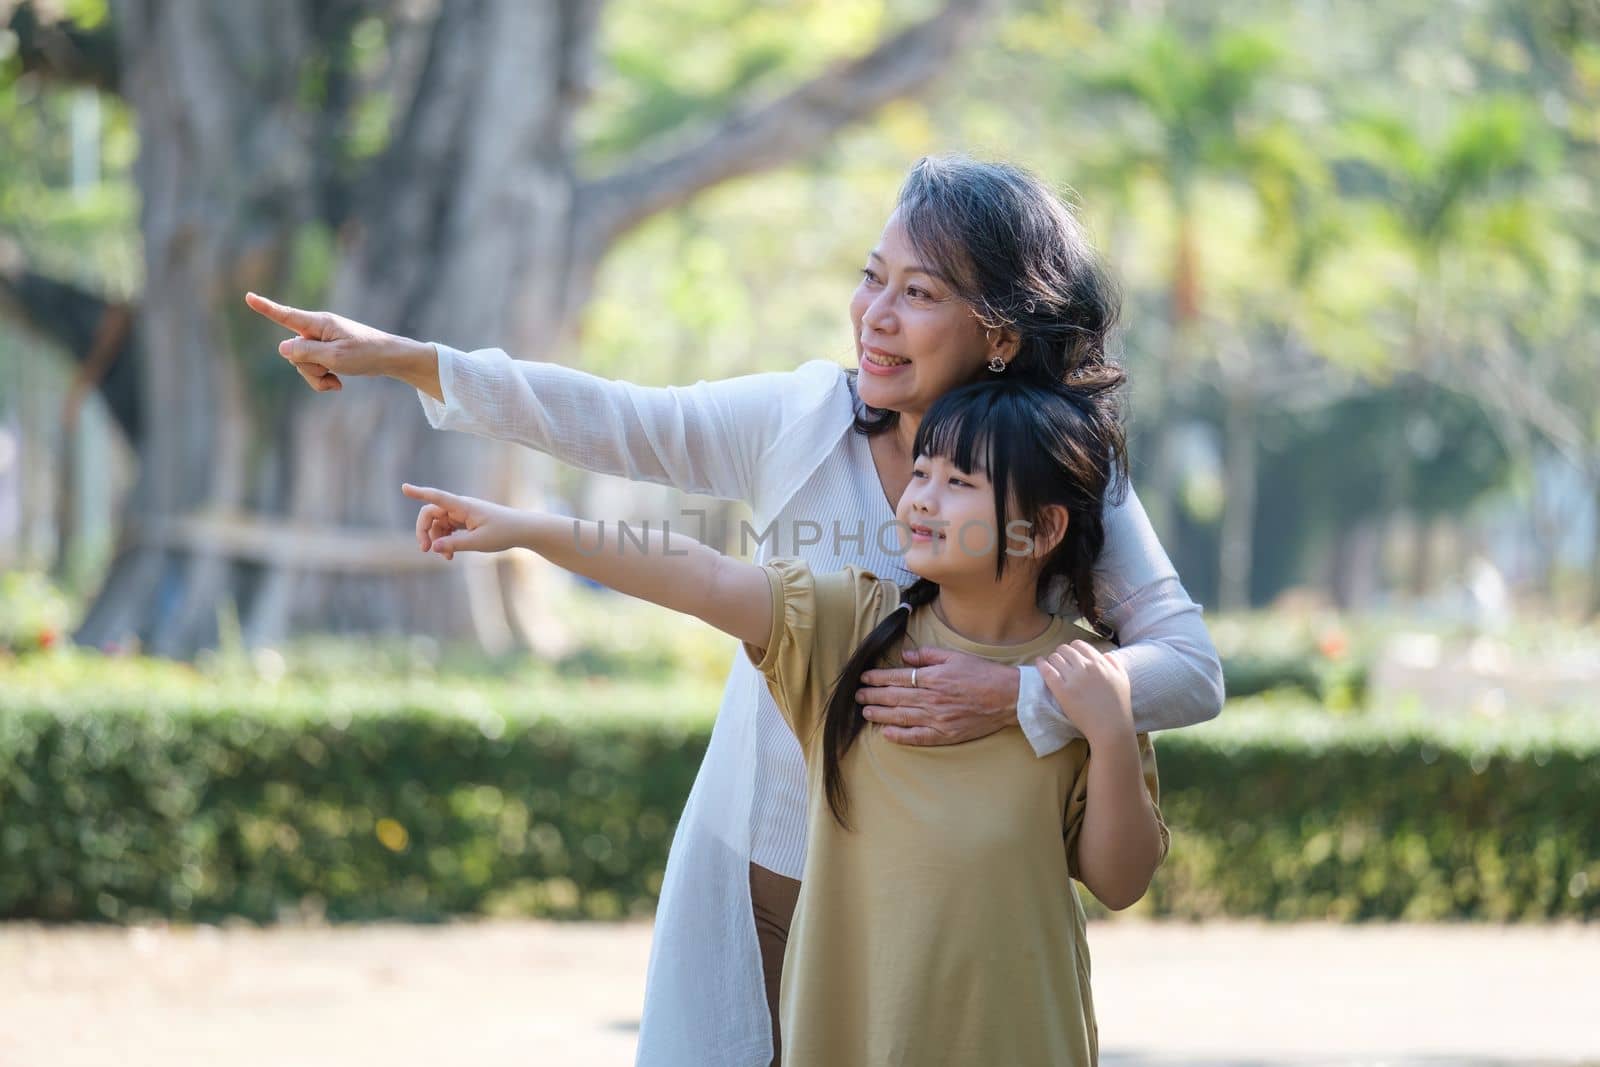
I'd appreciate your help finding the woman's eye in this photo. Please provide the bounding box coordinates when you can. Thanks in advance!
[860,268,879,283]
[907,287,930,299]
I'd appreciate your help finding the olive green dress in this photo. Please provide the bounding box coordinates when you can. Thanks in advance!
[743,558,1169,1067]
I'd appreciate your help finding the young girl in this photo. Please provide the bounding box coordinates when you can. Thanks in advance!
[402,376,1169,1065]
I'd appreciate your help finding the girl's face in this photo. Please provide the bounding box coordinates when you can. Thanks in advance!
[850,212,999,419]
[896,449,1068,586]
[895,451,1011,584]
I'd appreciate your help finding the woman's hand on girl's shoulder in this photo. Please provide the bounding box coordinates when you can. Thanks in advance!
[401,483,525,560]
[1035,641,1133,746]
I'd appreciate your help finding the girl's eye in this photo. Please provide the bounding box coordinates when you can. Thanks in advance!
[860,268,879,283]
[949,477,971,488]
[911,468,928,479]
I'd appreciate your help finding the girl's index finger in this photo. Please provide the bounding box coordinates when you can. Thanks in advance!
[401,483,456,508]
[401,484,475,523]
[244,292,319,334]
[403,483,454,502]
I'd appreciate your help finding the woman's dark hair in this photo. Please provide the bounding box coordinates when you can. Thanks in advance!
[818,377,1129,828]
[850,154,1125,436]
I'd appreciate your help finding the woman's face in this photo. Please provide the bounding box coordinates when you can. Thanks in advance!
[850,211,997,419]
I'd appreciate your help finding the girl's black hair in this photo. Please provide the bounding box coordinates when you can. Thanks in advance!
[818,377,1128,828]
[849,154,1124,438]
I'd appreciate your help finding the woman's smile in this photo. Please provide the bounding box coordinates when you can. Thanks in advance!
[849,211,999,411]
[860,343,911,373]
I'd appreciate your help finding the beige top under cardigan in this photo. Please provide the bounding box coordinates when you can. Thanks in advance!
[417,346,1217,1066]
[745,558,1170,1067]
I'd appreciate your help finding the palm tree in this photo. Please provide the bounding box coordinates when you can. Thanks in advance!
[1075,22,1310,610]
[1337,97,1561,597]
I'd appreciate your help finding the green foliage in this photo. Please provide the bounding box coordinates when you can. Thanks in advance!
[1243,382,1514,602]
[0,72,139,294]
[1219,652,1368,707]
[1210,613,1371,706]
[1077,23,1284,175]
[581,0,899,167]
[2,655,1594,923]
[1145,703,1600,922]
[0,571,74,653]
[1337,96,1559,253]
[0,651,724,921]
[0,699,704,922]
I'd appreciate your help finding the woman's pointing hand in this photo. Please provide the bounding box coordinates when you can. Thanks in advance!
[245,291,437,396]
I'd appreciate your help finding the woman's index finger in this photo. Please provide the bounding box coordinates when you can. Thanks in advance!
[245,292,319,333]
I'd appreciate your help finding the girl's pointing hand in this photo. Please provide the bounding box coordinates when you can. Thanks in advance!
[401,483,524,560]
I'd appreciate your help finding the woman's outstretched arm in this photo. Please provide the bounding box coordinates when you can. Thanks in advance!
[411,342,838,504]
[401,484,774,652]
[247,292,842,508]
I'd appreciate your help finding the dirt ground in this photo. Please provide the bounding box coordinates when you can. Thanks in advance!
[2,918,1596,1067]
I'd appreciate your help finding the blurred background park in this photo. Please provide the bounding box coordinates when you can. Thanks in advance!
[0,0,1597,1063]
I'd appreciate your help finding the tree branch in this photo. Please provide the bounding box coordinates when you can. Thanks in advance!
[558,0,604,110]
[1418,338,1590,472]
[0,239,141,442]
[6,1,121,93]
[574,0,991,255]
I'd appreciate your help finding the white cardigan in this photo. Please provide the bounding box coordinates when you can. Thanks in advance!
[418,345,1224,1067]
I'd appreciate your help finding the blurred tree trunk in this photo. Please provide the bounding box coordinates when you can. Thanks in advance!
[69,3,309,656]
[29,0,988,658]
[1218,366,1256,613]
[1588,465,1600,619]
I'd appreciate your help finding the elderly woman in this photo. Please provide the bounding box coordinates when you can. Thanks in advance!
[249,154,1223,1067]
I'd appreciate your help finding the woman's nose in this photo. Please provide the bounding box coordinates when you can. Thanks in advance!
[863,289,896,333]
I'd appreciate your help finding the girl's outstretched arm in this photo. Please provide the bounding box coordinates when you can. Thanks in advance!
[402,483,773,650]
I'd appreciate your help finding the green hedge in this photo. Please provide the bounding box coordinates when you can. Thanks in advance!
[1,671,1596,923]
[1220,651,1368,704]
[1145,712,1600,921]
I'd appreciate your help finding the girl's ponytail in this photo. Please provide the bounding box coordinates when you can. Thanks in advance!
[819,577,939,828]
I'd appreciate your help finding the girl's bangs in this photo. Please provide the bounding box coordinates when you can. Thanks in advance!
[912,397,994,478]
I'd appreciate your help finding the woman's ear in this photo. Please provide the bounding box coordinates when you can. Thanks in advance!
[1032,505,1070,557]
[985,325,1021,365]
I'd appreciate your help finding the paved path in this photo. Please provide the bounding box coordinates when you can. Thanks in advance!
[2,919,1595,1066]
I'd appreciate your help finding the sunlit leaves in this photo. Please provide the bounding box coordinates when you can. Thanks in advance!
[580,0,904,169]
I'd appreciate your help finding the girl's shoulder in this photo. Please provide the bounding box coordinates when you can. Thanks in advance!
[765,558,902,630]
